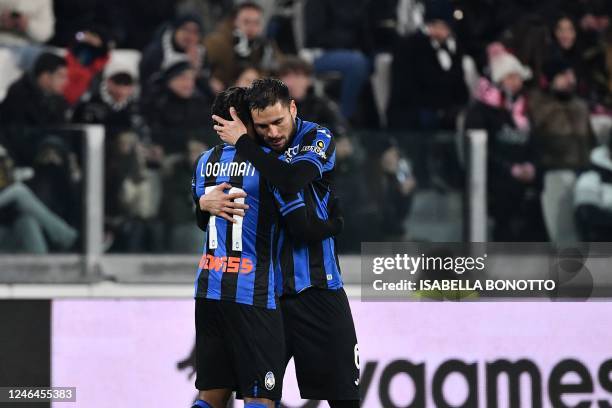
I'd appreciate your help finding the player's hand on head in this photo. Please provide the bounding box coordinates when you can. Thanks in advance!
[212,107,247,146]
[199,182,249,223]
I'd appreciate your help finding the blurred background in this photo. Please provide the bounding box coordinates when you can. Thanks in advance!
[3,0,612,260]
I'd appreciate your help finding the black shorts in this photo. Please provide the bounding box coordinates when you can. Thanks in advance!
[281,287,360,400]
[195,298,285,401]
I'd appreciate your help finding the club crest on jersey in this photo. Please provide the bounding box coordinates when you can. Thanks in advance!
[264,371,275,390]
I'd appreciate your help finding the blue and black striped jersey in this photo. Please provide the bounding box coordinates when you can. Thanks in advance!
[192,144,295,309]
[274,118,343,295]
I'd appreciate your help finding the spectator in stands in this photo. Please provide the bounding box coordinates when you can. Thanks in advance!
[0,0,54,46]
[140,14,208,93]
[583,26,612,112]
[105,130,163,252]
[304,0,371,120]
[574,134,612,241]
[0,144,77,253]
[72,65,140,132]
[233,65,262,88]
[464,45,547,241]
[388,0,469,130]
[278,56,348,138]
[0,0,54,69]
[529,57,594,241]
[63,26,112,105]
[549,15,588,97]
[0,52,68,126]
[204,2,281,88]
[141,59,212,154]
[160,138,208,253]
[333,135,371,252]
[576,0,611,50]
[529,58,593,172]
[28,136,81,230]
[362,137,416,241]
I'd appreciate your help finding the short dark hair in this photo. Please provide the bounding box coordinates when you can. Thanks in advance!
[108,72,135,86]
[33,53,66,78]
[212,86,251,125]
[233,1,263,17]
[247,78,291,111]
[278,57,313,77]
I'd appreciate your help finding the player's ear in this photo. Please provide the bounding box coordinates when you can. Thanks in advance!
[289,99,297,120]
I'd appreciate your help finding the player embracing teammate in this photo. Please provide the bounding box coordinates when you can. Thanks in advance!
[193,79,360,408]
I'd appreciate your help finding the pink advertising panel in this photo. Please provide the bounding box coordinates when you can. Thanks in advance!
[52,300,612,407]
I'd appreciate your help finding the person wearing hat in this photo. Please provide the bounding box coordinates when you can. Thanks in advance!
[528,57,594,242]
[388,0,469,130]
[140,14,209,96]
[72,64,140,132]
[141,59,212,155]
[465,45,547,241]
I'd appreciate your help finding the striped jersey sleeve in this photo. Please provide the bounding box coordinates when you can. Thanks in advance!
[291,127,336,177]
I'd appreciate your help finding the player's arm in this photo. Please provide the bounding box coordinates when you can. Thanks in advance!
[213,108,330,194]
[191,149,249,231]
[234,135,319,194]
[274,189,343,242]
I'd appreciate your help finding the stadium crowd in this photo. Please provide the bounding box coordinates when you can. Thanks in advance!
[1,0,612,253]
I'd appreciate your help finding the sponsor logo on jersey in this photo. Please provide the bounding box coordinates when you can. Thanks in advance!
[300,144,327,159]
[198,254,254,273]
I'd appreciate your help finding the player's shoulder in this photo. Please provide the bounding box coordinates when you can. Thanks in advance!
[299,118,334,144]
[199,143,236,162]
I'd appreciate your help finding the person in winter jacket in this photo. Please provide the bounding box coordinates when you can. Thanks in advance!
[0,52,68,126]
[72,65,140,132]
[278,56,348,138]
[204,2,281,88]
[140,13,210,94]
[141,59,212,154]
[388,0,469,130]
[63,26,112,105]
[574,139,612,241]
[464,44,547,241]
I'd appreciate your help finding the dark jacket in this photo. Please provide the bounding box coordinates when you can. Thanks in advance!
[141,87,212,153]
[304,0,373,52]
[72,81,140,131]
[528,89,593,170]
[464,97,537,210]
[297,90,348,138]
[388,31,469,130]
[0,74,68,126]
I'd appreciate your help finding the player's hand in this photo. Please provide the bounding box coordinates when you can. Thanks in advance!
[212,107,247,145]
[199,182,249,223]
